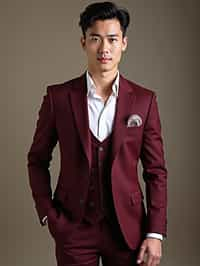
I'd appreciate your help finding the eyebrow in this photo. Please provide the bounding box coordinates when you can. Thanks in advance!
[89,33,120,37]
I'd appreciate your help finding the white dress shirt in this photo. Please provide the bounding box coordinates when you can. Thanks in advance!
[43,71,163,241]
[86,70,119,141]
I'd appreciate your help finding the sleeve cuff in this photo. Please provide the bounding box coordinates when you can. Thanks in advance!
[41,215,48,225]
[146,233,163,241]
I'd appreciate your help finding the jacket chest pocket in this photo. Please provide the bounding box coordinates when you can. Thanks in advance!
[124,127,143,149]
[125,125,143,137]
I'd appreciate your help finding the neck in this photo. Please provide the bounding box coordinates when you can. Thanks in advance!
[87,68,118,95]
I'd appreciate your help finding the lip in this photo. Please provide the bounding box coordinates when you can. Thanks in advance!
[97,58,112,63]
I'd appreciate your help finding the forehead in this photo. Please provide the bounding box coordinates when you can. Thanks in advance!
[86,19,122,36]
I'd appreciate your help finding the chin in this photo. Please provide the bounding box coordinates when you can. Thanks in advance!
[98,65,112,72]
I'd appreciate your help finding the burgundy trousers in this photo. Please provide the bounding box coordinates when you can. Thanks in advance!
[47,208,139,266]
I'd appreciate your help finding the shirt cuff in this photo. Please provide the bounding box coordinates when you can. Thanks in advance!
[146,233,163,241]
[41,216,48,225]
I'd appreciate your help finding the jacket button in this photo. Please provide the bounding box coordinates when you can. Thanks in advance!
[99,146,104,152]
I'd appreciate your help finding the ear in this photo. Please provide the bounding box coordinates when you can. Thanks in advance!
[122,36,128,52]
[80,36,86,50]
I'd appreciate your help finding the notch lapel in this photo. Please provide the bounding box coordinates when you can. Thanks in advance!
[69,73,92,169]
[111,75,136,165]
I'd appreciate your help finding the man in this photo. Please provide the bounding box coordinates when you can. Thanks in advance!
[27,2,167,266]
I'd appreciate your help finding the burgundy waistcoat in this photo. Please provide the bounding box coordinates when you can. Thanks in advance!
[82,131,118,224]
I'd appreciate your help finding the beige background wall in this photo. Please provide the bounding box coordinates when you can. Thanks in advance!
[0,0,199,265]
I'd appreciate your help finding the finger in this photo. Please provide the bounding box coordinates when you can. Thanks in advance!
[146,254,153,266]
[151,254,161,266]
[137,246,147,264]
[152,248,162,266]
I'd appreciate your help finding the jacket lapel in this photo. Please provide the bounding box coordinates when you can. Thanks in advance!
[69,72,92,169]
[111,74,136,164]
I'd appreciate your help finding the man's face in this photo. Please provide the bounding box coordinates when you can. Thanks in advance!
[81,19,128,74]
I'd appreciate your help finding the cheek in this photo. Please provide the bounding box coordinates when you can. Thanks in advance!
[86,49,97,58]
[112,48,122,58]
[85,44,97,53]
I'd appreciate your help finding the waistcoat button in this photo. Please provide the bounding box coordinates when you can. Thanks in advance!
[89,201,95,207]
[89,185,94,191]
[79,199,84,205]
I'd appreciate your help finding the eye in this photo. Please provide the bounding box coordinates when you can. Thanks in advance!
[90,36,100,42]
[109,38,118,43]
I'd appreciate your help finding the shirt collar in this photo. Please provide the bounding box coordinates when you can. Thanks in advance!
[86,70,119,97]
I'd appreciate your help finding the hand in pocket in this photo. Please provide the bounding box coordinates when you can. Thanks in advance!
[47,207,63,238]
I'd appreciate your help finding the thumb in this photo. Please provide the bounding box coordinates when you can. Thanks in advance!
[137,244,147,264]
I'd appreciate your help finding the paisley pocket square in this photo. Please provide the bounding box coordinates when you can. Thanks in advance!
[127,114,142,127]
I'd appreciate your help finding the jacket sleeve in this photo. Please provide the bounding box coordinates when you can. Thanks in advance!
[140,92,168,237]
[27,86,58,225]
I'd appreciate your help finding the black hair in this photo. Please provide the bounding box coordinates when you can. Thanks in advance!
[79,2,130,38]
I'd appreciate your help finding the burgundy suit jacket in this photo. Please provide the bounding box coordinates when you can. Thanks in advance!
[27,72,167,249]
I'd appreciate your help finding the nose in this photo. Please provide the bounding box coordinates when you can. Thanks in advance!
[98,39,110,54]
